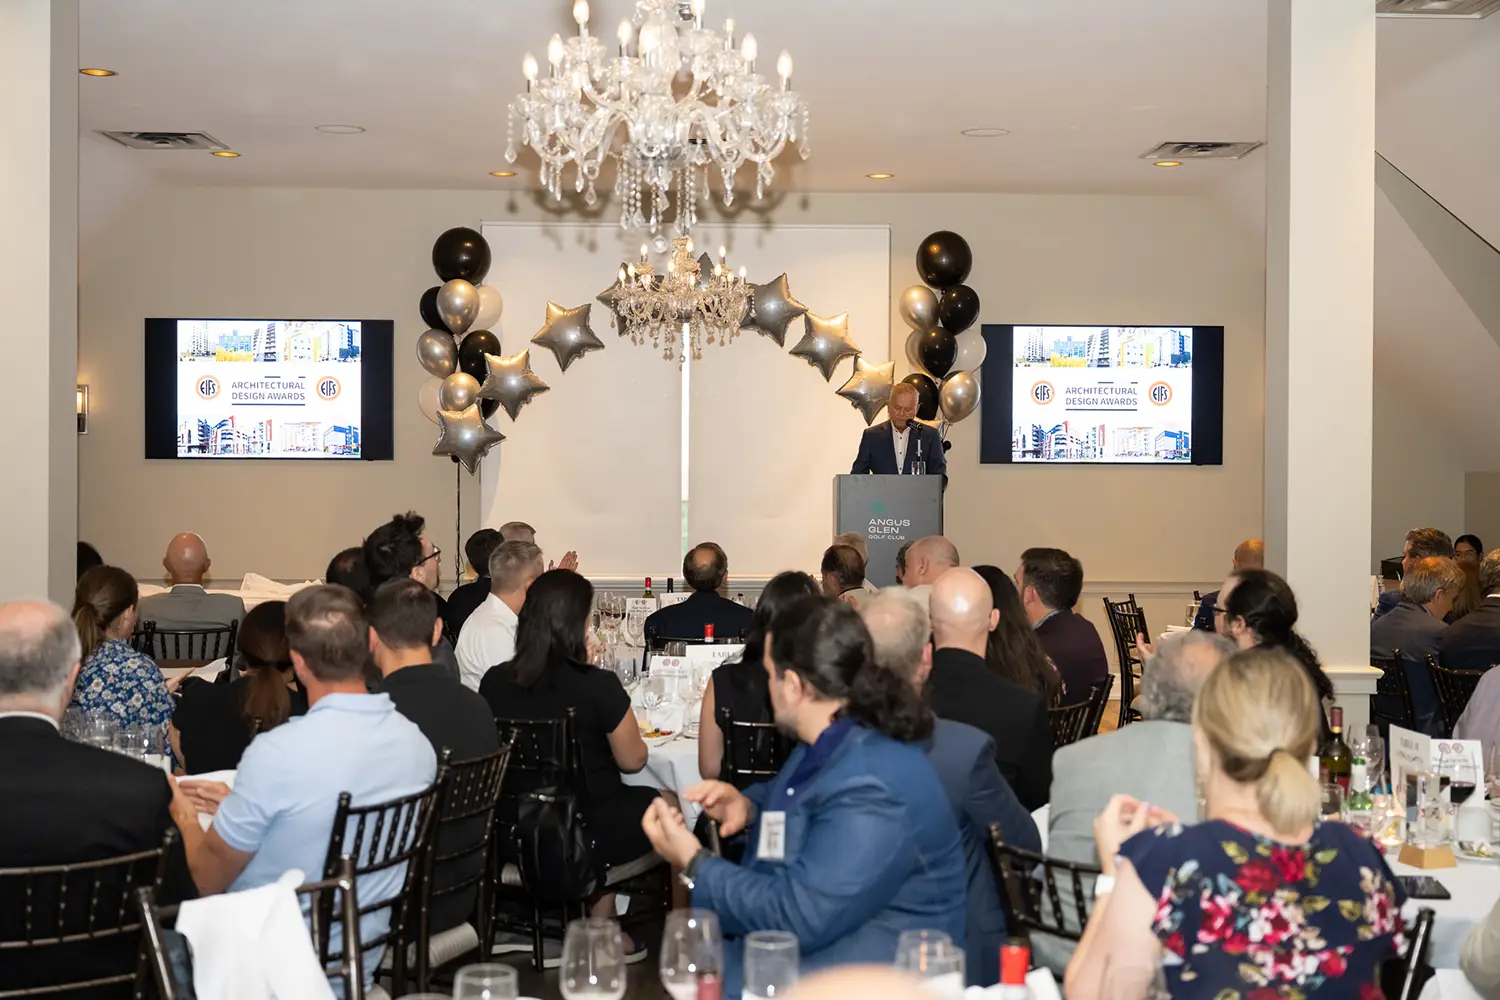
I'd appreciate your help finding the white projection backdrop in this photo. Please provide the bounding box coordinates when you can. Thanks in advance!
[480,223,890,579]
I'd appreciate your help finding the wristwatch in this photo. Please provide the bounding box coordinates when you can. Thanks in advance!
[679,848,711,890]
[1093,874,1116,899]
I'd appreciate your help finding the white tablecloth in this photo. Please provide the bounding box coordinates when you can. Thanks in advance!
[620,694,705,827]
[1422,969,1484,1000]
[1390,853,1499,970]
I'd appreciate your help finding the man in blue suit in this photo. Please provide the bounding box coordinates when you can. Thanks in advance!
[860,588,1040,987]
[851,383,947,481]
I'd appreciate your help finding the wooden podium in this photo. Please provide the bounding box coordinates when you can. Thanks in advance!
[833,474,945,587]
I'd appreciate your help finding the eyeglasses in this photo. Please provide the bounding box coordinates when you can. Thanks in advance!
[1211,605,1228,616]
[418,546,442,566]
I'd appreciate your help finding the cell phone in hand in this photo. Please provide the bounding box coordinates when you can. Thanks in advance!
[1397,875,1452,900]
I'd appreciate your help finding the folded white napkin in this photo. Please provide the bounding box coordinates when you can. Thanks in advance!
[176,868,335,1000]
[238,574,321,597]
[180,771,236,832]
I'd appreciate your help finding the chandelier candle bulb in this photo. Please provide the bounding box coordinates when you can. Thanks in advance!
[573,0,589,33]
[617,19,632,55]
[741,33,757,69]
[522,52,537,88]
[777,51,793,88]
[724,19,734,47]
[548,34,564,72]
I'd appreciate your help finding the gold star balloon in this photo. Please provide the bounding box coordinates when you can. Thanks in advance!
[477,350,550,421]
[432,403,505,474]
[789,311,861,381]
[532,301,605,372]
[836,357,896,425]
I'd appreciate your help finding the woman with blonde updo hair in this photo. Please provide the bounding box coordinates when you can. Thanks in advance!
[1066,647,1405,1000]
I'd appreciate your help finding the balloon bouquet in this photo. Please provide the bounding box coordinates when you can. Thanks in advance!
[897,231,985,445]
[416,227,550,472]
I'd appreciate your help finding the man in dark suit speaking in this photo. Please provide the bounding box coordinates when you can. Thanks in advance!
[850,382,947,480]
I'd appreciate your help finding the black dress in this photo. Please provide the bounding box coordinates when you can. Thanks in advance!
[710,656,784,790]
[479,658,658,867]
[173,677,308,774]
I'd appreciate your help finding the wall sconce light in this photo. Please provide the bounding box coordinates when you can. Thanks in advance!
[76,384,89,435]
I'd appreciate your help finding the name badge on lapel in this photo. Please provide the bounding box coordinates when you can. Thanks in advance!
[758,811,788,862]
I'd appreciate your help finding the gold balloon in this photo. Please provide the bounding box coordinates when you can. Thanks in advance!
[789,311,861,381]
[836,358,896,425]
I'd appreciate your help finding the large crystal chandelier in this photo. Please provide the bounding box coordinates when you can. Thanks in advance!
[505,0,810,235]
[609,236,751,363]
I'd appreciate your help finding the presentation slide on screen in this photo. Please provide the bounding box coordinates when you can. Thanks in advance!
[1012,326,1193,463]
[174,320,363,459]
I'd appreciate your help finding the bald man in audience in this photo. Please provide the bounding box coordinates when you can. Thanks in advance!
[643,542,754,643]
[900,535,960,603]
[925,568,1053,810]
[138,532,246,633]
[1192,538,1265,630]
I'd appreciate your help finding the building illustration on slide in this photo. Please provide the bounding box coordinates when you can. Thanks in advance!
[179,320,361,363]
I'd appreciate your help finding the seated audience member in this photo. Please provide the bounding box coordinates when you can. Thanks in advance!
[443,527,502,638]
[368,578,499,936]
[168,584,436,981]
[927,567,1053,810]
[1455,667,1500,757]
[364,511,460,679]
[893,540,914,587]
[1375,527,1454,619]
[0,600,194,997]
[1440,549,1500,672]
[1463,894,1500,1000]
[1191,539,1264,630]
[820,544,868,609]
[499,520,537,545]
[138,533,246,633]
[1458,534,1485,566]
[861,588,1039,987]
[171,600,306,773]
[1218,568,1334,735]
[973,565,1062,705]
[698,571,822,784]
[643,542,753,643]
[1017,547,1109,701]
[1066,648,1405,1000]
[456,540,544,691]
[833,532,875,590]
[1370,555,1462,736]
[1037,630,1234,975]
[70,566,176,736]
[77,541,103,581]
[325,546,374,605]
[900,535,960,592]
[1453,558,1484,623]
[641,597,965,995]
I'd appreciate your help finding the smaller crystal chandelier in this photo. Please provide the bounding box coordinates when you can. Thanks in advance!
[608,236,751,364]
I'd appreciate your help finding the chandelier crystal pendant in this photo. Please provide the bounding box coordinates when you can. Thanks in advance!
[506,0,809,235]
[610,236,751,364]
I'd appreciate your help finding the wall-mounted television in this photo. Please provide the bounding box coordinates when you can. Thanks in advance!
[144,318,394,460]
[978,324,1224,466]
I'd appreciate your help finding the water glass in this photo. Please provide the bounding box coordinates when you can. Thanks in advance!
[640,677,665,731]
[1319,783,1344,822]
[113,726,150,761]
[452,963,519,1000]
[560,918,626,1000]
[744,930,799,1000]
[659,909,722,1000]
[81,714,119,752]
[895,938,964,1000]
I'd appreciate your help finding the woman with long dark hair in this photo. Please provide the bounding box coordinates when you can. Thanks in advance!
[973,564,1062,705]
[641,596,966,994]
[1218,569,1334,734]
[70,566,175,737]
[170,600,307,772]
[697,570,822,784]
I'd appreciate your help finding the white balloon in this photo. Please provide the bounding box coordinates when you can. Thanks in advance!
[905,328,925,371]
[473,285,504,332]
[418,376,443,425]
[953,328,988,371]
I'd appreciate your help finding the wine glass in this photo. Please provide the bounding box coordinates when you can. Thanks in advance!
[113,726,150,762]
[894,934,964,1000]
[639,676,665,732]
[453,963,519,1000]
[560,918,626,1000]
[614,654,639,695]
[81,714,119,752]
[744,930,799,1000]
[1440,749,1479,808]
[659,909,722,1000]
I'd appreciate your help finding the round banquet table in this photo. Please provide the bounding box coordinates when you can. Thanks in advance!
[619,692,706,828]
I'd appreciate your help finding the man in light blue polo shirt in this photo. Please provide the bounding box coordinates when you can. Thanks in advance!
[169,584,436,982]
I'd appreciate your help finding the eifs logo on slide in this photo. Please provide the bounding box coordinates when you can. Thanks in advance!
[316,376,342,401]
[195,375,221,400]
[1148,381,1173,406]
[1030,381,1055,405]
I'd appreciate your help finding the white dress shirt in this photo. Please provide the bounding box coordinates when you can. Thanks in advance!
[455,593,520,691]
[892,423,911,474]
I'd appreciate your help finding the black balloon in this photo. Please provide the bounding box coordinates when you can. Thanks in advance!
[942,440,952,453]
[917,328,958,379]
[901,372,940,421]
[938,284,980,334]
[432,227,492,284]
[419,286,444,330]
[916,231,973,289]
[457,329,501,382]
[480,397,501,420]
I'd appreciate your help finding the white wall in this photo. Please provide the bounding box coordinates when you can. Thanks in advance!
[1371,390,1466,571]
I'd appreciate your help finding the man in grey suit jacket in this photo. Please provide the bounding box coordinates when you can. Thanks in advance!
[1372,555,1462,736]
[137,533,246,631]
[1034,628,1235,975]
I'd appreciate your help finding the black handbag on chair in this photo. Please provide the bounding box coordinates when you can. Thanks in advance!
[513,788,601,904]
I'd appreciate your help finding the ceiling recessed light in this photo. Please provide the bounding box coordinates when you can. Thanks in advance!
[314,124,366,135]
[1153,160,1182,168]
[79,68,116,77]
[866,172,894,180]
[960,127,1010,138]
[489,170,517,177]
[211,150,241,158]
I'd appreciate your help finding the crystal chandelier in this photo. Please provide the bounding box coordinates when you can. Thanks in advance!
[505,0,810,235]
[608,236,751,363]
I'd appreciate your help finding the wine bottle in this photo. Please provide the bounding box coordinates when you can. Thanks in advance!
[704,623,715,640]
[997,940,1032,1000]
[1345,755,1373,834]
[1319,705,1352,793]
[643,576,654,600]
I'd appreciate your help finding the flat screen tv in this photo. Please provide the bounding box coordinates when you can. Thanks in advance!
[978,324,1224,466]
[144,318,394,460]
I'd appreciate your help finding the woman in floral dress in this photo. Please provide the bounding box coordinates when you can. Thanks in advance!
[1067,647,1404,1000]
[70,565,174,737]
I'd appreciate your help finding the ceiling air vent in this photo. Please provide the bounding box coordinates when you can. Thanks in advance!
[98,130,229,151]
[1139,141,1263,162]
[1377,0,1500,16]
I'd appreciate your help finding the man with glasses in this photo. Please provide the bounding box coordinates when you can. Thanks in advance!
[363,511,458,681]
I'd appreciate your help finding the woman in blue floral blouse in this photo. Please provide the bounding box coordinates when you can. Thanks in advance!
[1066,647,1404,1000]
[70,565,174,736]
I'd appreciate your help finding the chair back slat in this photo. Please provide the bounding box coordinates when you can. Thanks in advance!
[1048,674,1115,749]
[718,704,794,788]
[1389,907,1436,1000]
[136,621,239,663]
[1429,656,1483,736]
[1370,650,1417,732]
[1101,598,1147,728]
[987,826,1101,944]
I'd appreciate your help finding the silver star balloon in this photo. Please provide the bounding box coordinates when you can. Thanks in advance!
[789,311,861,381]
[531,301,605,372]
[477,350,551,421]
[432,403,505,474]
[741,273,808,346]
[596,269,629,332]
[836,357,896,425]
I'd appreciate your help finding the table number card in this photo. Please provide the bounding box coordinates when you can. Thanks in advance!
[685,643,746,673]
[655,592,691,609]
[1390,725,1431,800]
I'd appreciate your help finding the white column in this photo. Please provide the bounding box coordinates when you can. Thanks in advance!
[1265,0,1378,726]
[0,1,78,604]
